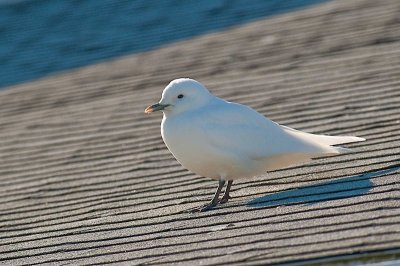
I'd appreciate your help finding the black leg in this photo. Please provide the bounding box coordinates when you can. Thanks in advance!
[186,179,225,213]
[205,179,226,208]
[219,180,233,204]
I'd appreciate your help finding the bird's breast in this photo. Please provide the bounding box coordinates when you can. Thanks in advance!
[160,115,265,180]
[161,115,220,178]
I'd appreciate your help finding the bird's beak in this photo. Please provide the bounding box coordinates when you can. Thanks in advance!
[145,103,170,113]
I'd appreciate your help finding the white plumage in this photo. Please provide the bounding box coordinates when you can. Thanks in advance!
[145,78,365,211]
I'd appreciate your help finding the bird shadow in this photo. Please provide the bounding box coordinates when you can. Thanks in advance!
[247,166,400,208]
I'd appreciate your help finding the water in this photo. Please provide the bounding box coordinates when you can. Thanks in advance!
[0,0,328,88]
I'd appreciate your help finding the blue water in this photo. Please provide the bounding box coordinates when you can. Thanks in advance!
[0,0,328,88]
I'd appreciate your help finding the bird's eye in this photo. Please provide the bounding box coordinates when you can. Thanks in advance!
[177,94,184,99]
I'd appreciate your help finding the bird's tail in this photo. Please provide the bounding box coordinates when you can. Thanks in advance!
[280,125,365,154]
[306,134,366,146]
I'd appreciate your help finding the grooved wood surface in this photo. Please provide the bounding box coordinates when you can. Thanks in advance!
[1,0,400,265]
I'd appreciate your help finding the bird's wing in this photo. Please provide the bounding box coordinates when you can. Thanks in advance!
[199,101,335,160]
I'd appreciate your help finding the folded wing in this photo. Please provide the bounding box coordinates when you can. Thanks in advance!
[201,100,365,169]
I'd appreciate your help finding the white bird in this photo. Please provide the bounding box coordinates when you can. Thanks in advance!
[145,78,365,212]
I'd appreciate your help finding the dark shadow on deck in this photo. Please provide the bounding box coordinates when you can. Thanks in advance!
[247,166,400,208]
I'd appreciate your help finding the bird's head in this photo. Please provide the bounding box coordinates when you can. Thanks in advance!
[145,78,213,115]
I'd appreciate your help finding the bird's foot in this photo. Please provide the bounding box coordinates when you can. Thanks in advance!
[183,201,218,213]
[219,194,231,204]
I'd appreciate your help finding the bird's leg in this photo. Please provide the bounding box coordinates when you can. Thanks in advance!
[186,179,225,213]
[219,180,233,204]
[199,179,225,211]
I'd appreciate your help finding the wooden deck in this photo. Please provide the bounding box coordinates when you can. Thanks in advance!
[1,0,400,265]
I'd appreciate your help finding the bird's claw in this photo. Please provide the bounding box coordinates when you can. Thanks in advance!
[183,201,218,213]
[219,195,231,204]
